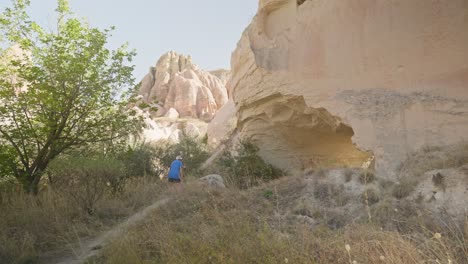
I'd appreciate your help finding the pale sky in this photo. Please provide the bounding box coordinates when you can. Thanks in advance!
[0,0,258,80]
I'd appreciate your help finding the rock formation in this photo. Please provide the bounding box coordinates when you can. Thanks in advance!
[206,100,237,146]
[0,45,30,93]
[132,106,208,143]
[209,69,231,86]
[199,174,226,188]
[138,51,229,121]
[230,0,468,178]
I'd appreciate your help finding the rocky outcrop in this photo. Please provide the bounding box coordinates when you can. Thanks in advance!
[230,0,468,178]
[199,174,226,188]
[0,45,30,93]
[209,69,231,86]
[139,51,228,121]
[206,100,237,146]
[135,108,208,142]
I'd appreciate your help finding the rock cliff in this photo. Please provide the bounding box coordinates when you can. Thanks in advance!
[230,0,468,177]
[209,69,231,86]
[138,51,229,121]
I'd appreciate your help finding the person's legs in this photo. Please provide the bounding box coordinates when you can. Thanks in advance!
[168,178,181,192]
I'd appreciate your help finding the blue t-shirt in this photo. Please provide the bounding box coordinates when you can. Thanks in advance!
[168,160,183,179]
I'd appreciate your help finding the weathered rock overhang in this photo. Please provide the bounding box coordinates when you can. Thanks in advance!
[237,93,373,173]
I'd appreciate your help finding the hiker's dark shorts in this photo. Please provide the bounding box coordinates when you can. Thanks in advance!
[168,178,181,183]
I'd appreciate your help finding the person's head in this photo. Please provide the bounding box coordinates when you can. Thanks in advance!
[176,155,183,160]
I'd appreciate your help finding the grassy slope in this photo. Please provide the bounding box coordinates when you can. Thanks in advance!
[0,177,166,264]
[96,177,467,264]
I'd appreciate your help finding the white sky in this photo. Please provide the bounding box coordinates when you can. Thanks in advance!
[0,0,258,80]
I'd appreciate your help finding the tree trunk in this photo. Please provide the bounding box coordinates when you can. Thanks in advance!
[30,172,42,195]
[17,170,43,195]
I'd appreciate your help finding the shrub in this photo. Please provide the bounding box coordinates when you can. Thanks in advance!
[263,190,274,199]
[398,143,468,179]
[359,170,376,184]
[0,176,20,204]
[343,169,354,182]
[432,172,446,190]
[313,183,332,201]
[138,102,150,109]
[312,183,348,207]
[47,156,126,215]
[0,145,16,180]
[313,168,327,178]
[361,188,380,205]
[115,143,159,178]
[218,139,284,189]
[379,178,395,190]
[392,178,418,199]
[154,136,209,178]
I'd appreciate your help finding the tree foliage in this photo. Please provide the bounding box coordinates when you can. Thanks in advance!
[154,136,210,178]
[218,139,284,189]
[47,155,126,215]
[0,0,142,193]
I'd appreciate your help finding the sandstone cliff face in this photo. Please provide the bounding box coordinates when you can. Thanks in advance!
[230,0,468,177]
[209,69,231,86]
[206,100,237,146]
[0,45,30,93]
[139,51,228,121]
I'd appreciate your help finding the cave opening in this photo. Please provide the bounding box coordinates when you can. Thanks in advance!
[238,94,373,173]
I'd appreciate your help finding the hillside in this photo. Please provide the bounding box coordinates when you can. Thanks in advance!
[1,0,467,264]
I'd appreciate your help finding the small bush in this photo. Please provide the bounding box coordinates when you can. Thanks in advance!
[392,178,418,199]
[293,206,312,218]
[359,170,376,184]
[138,102,150,109]
[432,172,446,190]
[218,139,283,189]
[263,190,274,199]
[115,143,159,178]
[154,135,209,178]
[0,176,20,204]
[313,168,327,178]
[343,169,354,182]
[379,179,395,190]
[48,156,126,215]
[361,188,380,205]
[398,143,468,179]
[313,183,331,201]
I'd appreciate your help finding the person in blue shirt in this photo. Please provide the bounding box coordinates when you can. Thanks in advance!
[167,155,184,183]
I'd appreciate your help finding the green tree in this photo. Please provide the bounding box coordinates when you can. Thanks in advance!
[0,0,143,193]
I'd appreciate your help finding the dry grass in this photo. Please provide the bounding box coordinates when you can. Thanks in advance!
[343,168,354,182]
[4,139,468,264]
[0,177,165,263]
[360,188,380,205]
[95,180,467,264]
[398,143,468,179]
[432,172,447,191]
[359,170,376,184]
[390,143,468,200]
[392,178,418,199]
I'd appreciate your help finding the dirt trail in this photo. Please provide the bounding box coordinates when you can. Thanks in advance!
[45,198,169,264]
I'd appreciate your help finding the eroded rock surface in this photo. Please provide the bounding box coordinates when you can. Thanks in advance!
[209,69,231,86]
[230,0,468,177]
[139,51,228,121]
[199,174,226,188]
[132,107,207,143]
[207,100,237,146]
